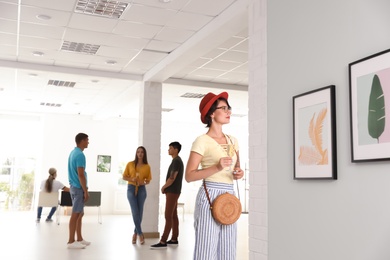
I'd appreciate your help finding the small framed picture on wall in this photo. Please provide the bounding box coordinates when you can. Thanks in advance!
[293,85,337,179]
[97,155,111,172]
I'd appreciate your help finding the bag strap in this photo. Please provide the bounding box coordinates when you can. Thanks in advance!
[203,180,213,210]
[226,135,241,200]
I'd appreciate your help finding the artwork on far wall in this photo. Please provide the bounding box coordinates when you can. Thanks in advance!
[349,48,390,162]
[293,85,337,179]
[97,155,111,172]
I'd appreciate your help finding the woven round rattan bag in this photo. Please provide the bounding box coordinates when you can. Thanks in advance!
[211,193,242,225]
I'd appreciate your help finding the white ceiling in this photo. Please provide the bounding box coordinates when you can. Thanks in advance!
[0,0,249,120]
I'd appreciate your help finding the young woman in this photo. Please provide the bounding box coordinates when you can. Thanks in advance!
[185,92,244,260]
[123,146,152,245]
[37,167,69,223]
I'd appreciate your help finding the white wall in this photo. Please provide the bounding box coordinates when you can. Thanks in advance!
[267,0,390,259]
[37,114,139,215]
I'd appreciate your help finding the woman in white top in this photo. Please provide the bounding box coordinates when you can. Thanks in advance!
[36,168,69,223]
[185,92,244,260]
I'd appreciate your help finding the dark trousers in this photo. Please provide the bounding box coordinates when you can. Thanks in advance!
[161,192,180,242]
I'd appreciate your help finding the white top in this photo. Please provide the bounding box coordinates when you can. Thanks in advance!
[40,179,66,192]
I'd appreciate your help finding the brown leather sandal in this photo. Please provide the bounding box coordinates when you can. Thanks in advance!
[139,234,145,245]
[132,233,137,244]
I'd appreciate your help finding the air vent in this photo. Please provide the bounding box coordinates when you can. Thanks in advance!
[162,108,174,112]
[61,41,100,55]
[75,0,129,19]
[180,93,205,99]
[40,102,62,107]
[47,80,76,87]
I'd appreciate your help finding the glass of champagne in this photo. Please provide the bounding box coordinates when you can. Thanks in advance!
[221,144,235,172]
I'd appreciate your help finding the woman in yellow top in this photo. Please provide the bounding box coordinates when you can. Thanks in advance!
[122,146,152,245]
[185,92,244,260]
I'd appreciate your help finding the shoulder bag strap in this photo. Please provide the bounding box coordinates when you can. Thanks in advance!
[226,135,241,200]
[203,180,213,210]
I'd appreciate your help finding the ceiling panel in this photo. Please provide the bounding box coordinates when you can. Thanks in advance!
[154,27,194,43]
[121,4,177,25]
[0,2,18,20]
[182,0,236,16]
[0,19,17,34]
[113,21,162,38]
[68,13,118,32]
[19,22,65,39]
[20,6,72,26]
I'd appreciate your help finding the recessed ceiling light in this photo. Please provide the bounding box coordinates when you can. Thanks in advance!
[28,73,38,77]
[160,0,171,3]
[36,14,52,20]
[32,51,44,57]
[106,60,117,65]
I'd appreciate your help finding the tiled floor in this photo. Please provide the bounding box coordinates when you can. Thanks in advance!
[0,211,248,260]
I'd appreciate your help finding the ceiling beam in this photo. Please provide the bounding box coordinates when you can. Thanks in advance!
[0,60,143,81]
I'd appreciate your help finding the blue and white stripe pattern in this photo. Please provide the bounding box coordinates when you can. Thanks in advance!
[193,181,237,260]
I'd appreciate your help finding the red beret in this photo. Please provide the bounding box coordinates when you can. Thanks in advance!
[199,92,229,124]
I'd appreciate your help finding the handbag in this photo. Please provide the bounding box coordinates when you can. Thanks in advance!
[203,180,242,225]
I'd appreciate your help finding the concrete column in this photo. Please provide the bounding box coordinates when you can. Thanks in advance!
[138,81,162,238]
[248,0,268,259]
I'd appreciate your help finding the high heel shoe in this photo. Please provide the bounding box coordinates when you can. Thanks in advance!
[139,234,145,245]
[132,233,137,244]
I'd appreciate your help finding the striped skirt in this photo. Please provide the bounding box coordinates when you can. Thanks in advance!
[193,181,237,260]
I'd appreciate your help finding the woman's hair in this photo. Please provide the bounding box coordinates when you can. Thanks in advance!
[44,168,56,193]
[204,97,231,127]
[134,146,148,164]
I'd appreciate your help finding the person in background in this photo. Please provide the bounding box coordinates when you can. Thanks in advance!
[67,133,90,249]
[123,146,152,245]
[36,167,69,223]
[151,142,184,249]
[185,92,244,260]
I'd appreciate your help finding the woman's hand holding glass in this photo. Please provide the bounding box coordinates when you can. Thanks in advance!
[218,156,233,171]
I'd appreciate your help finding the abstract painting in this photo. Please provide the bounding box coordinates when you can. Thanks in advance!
[293,85,337,179]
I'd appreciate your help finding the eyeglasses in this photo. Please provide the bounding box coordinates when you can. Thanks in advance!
[216,106,232,112]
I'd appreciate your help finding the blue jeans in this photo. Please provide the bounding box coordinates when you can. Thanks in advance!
[37,206,56,220]
[127,185,147,235]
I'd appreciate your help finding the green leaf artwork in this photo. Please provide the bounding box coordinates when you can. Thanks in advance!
[368,74,385,142]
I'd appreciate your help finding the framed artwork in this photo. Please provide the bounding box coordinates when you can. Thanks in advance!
[293,85,337,179]
[97,155,111,172]
[349,48,390,162]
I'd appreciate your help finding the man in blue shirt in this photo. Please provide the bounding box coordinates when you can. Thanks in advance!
[67,133,90,249]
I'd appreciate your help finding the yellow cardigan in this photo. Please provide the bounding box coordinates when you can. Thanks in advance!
[122,161,152,186]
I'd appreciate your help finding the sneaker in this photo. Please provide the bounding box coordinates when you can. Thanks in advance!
[36,219,40,223]
[67,241,86,249]
[150,242,167,249]
[45,218,53,222]
[79,240,91,246]
[166,240,178,245]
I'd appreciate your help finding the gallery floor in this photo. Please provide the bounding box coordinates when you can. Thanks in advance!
[0,211,249,260]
